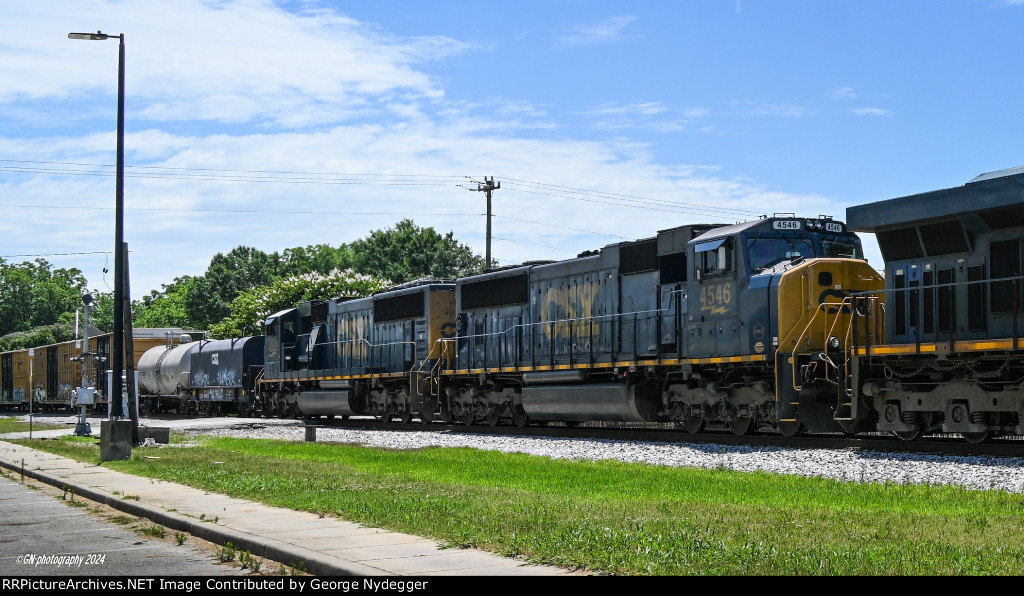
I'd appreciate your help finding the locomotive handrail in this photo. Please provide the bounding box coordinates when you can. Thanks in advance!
[849,272,1024,352]
[448,306,667,370]
[283,336,421,377]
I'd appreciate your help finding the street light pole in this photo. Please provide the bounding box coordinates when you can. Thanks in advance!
[68,30,126,420]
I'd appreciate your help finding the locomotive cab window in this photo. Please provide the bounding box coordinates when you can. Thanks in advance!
[695,238,733,276]
[821,237,861,259]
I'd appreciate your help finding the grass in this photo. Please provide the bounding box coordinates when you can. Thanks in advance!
[10,433,1024,575]
[0,415,69,434]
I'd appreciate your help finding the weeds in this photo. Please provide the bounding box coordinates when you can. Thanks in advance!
[216,542,237,563]
[138,524,166,539]
[175,532,188,545]
[238,550,262,572]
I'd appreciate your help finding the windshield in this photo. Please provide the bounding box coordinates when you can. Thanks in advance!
[821,237,861,259]
[747,237,814,270]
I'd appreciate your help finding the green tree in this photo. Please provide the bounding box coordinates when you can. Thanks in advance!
[185,246,279,329]
[0,323,78,351]
[132,276,197,329]
[0,258,88,338]
[209,269,389,339]
[349,219,484,283]
[277,244,356,277]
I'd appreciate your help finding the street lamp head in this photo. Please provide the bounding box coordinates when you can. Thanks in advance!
[68,31,119,41]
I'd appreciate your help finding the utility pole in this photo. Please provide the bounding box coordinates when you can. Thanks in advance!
[472,177,500,270]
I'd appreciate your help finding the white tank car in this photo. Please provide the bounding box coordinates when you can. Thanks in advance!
[137,335,203,413]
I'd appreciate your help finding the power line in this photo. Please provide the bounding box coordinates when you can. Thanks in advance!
[0,250,111,258]
[0,158,768,219]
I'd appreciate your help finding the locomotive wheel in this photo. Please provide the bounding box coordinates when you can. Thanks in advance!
[682,416,705,434]
[378,407,397,424]
[486,409,500,427]
[399,410,413,424]
[962,430,991,444]
[778,420,804,437]
[512,405,530,428]
[729,416,756,436]
[461,410,475,426]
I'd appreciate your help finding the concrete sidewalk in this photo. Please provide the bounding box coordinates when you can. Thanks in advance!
[0,433,583,577]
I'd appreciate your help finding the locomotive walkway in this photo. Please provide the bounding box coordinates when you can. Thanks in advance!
[0,426,582,577]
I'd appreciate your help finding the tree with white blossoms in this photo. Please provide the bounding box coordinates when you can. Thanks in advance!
[209,269,391,339]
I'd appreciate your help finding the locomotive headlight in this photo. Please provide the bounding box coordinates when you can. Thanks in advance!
[828,336,841,351]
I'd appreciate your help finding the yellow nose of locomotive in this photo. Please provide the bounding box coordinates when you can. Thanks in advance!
[775,258,885,355]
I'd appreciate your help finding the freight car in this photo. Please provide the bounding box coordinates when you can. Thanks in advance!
[0,328,202,413]
[841,165,1024,442]
[136,334,259,416]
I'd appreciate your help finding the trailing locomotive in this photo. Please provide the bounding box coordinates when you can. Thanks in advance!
[259,279,455,422]
[842,165,1024,443]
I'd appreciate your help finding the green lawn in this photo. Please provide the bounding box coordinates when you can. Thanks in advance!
[0,416,69,434]
[10,433,1024,575]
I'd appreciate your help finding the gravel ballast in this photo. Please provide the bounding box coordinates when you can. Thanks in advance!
[16,413,1024,494]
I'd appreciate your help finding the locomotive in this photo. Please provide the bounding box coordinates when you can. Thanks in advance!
[842,165,1024,443]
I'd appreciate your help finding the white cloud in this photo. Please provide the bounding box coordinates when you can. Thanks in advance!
[852,107,890,116]
[2,0,465,128]
[826,86,857,100]
[733,101,813,119]
[556,16,638,47]
[582,102,668,117]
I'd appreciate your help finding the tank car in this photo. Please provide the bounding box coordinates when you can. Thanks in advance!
[137,333,202,413]
[187,335,264,417]
[844,166,1024,442]
[436,215,881,436]
[259,278,456,421]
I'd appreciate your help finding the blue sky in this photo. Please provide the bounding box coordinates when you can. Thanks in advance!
[2,0,1023,298]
